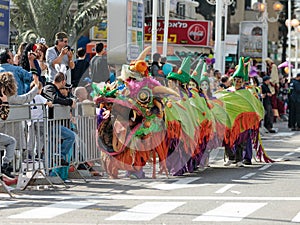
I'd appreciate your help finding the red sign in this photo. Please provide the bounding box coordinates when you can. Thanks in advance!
[144,19,212,47]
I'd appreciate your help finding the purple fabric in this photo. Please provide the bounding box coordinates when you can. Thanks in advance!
[127,78,161,98]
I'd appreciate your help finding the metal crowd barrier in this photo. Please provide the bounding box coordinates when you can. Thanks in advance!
[0,102,99,192]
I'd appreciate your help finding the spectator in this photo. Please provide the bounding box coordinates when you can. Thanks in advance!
[71,47,89,88]
[261,76,275,133]
[27,81,53,159]
[160,56,167,67]
[74,86,89,103]
[218,75,231,90]
[150,52,162,77]
[46,32,75,82]
[0,74,16,178]
[0,72,39,167]
[13,42,27,66]
[89,43,110,83]
[265,57,280,121]
[41,72,76,167]
[0,48,37,95]
[36,42,49,86]
[20,43,44,90]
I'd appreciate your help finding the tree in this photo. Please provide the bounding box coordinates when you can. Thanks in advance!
[10,0,106,46]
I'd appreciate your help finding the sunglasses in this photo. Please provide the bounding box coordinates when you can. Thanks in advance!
[60,39,68,43]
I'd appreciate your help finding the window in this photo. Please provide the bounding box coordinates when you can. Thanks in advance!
[176,2,185,19]
[145,0,152,16]
[245,0,262,10]
[145,0,165,17]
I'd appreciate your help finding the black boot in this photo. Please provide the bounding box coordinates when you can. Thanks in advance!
[1,163,15,178]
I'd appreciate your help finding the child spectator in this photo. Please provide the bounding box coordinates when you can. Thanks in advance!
[27,81,53,159]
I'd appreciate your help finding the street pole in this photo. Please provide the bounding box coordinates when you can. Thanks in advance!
[288,0,292,81]
[262,0,268,73]
[162,0,170,57]
[222,3,228,74]
[151,0,158,60]
[295,32,298,75]
[215,0,223,73]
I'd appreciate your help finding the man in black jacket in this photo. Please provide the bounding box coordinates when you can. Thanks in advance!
[288,73,300,131]
[41,72,76,166]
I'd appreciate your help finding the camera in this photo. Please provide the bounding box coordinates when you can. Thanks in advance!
[29,51,37,57]
[67,46,74,53]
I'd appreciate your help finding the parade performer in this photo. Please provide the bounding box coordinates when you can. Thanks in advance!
[217,57,272,166]
[96,49,273,178]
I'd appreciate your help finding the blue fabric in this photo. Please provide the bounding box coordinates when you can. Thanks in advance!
[0,63,33,95]
[60,126,76,157]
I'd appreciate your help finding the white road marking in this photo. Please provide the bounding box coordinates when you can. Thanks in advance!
[284,152,295,156]
[147,177,209,190]
[292,211,300,222]
[8,201,95,219]
[240,172,256,179]
[10,194,300,201]
[105,202,185,221]
[0,201,17,208]
[273,132,294,137]
[259,164,272,171]
[264,139,300,143]
[215,184,236,194]
[193,202,267,222]
[295,147,300,152]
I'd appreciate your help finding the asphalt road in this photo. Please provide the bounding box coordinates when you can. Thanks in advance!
[1,121,300,225]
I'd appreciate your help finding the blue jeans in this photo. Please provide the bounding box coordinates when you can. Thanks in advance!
[60,126,76,158]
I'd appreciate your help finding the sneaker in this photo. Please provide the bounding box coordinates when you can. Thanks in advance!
[60,158,69,166]
[224,160,233,166]
[1,164,15,179]
[236,161,244,167]
[268,129,276,133]
[243,159,252,165]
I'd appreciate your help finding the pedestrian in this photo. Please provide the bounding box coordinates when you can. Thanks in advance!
[45,32,75,82]
[89,42,110,83]
[288,73,300,131]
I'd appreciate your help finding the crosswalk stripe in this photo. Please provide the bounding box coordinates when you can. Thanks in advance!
[193,202,267,222]
[0,201,18,208]
[215,184,236,194]
[147,177,207,190]
[105,201,185,221]
[240,172,256,179]
[292,211,300,222]
[8,201,95,219]
[273,132,294,137]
